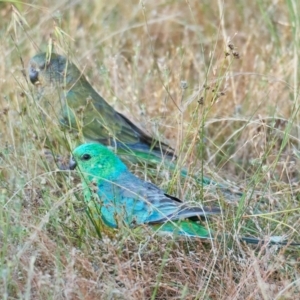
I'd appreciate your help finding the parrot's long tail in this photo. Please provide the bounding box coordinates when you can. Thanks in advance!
[152,220,300,246]
[117,112,177,159]
[239,236,300,246]
[178,166,243,201]
[116,146,243,201]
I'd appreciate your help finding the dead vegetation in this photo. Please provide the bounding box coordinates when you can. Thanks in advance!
[1,1,300,299]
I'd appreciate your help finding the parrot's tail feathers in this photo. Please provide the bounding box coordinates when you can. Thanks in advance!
[239,236,300,246]
[118,112,176,159]
[179,167,243,201]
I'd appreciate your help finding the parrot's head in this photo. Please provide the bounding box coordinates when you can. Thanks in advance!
[28,52,82,88]
[70,143,127,181]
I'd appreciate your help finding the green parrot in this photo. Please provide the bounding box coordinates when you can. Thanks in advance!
[28,52,241,198]
[70,143,299,246]
[28,52,174,159]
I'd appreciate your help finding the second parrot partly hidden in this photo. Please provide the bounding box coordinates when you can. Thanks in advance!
[70,143,299,246]
[28,52,174,160]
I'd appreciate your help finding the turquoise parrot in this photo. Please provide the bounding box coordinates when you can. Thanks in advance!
[70,143,299,245]
[28,52,241,198]
[70,143,219,238]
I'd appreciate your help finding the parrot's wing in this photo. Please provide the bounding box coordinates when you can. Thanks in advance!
[113,173,221,225]
[63,87,175,158]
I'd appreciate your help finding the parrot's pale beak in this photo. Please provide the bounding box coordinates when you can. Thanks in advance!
[69,157,77,170]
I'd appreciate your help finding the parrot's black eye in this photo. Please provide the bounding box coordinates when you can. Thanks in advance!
[81,154,91,161]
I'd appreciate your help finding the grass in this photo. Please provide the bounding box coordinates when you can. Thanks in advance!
[1,0,300,299]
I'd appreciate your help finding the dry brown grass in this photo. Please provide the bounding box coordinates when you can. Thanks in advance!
[1,1,300,299]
